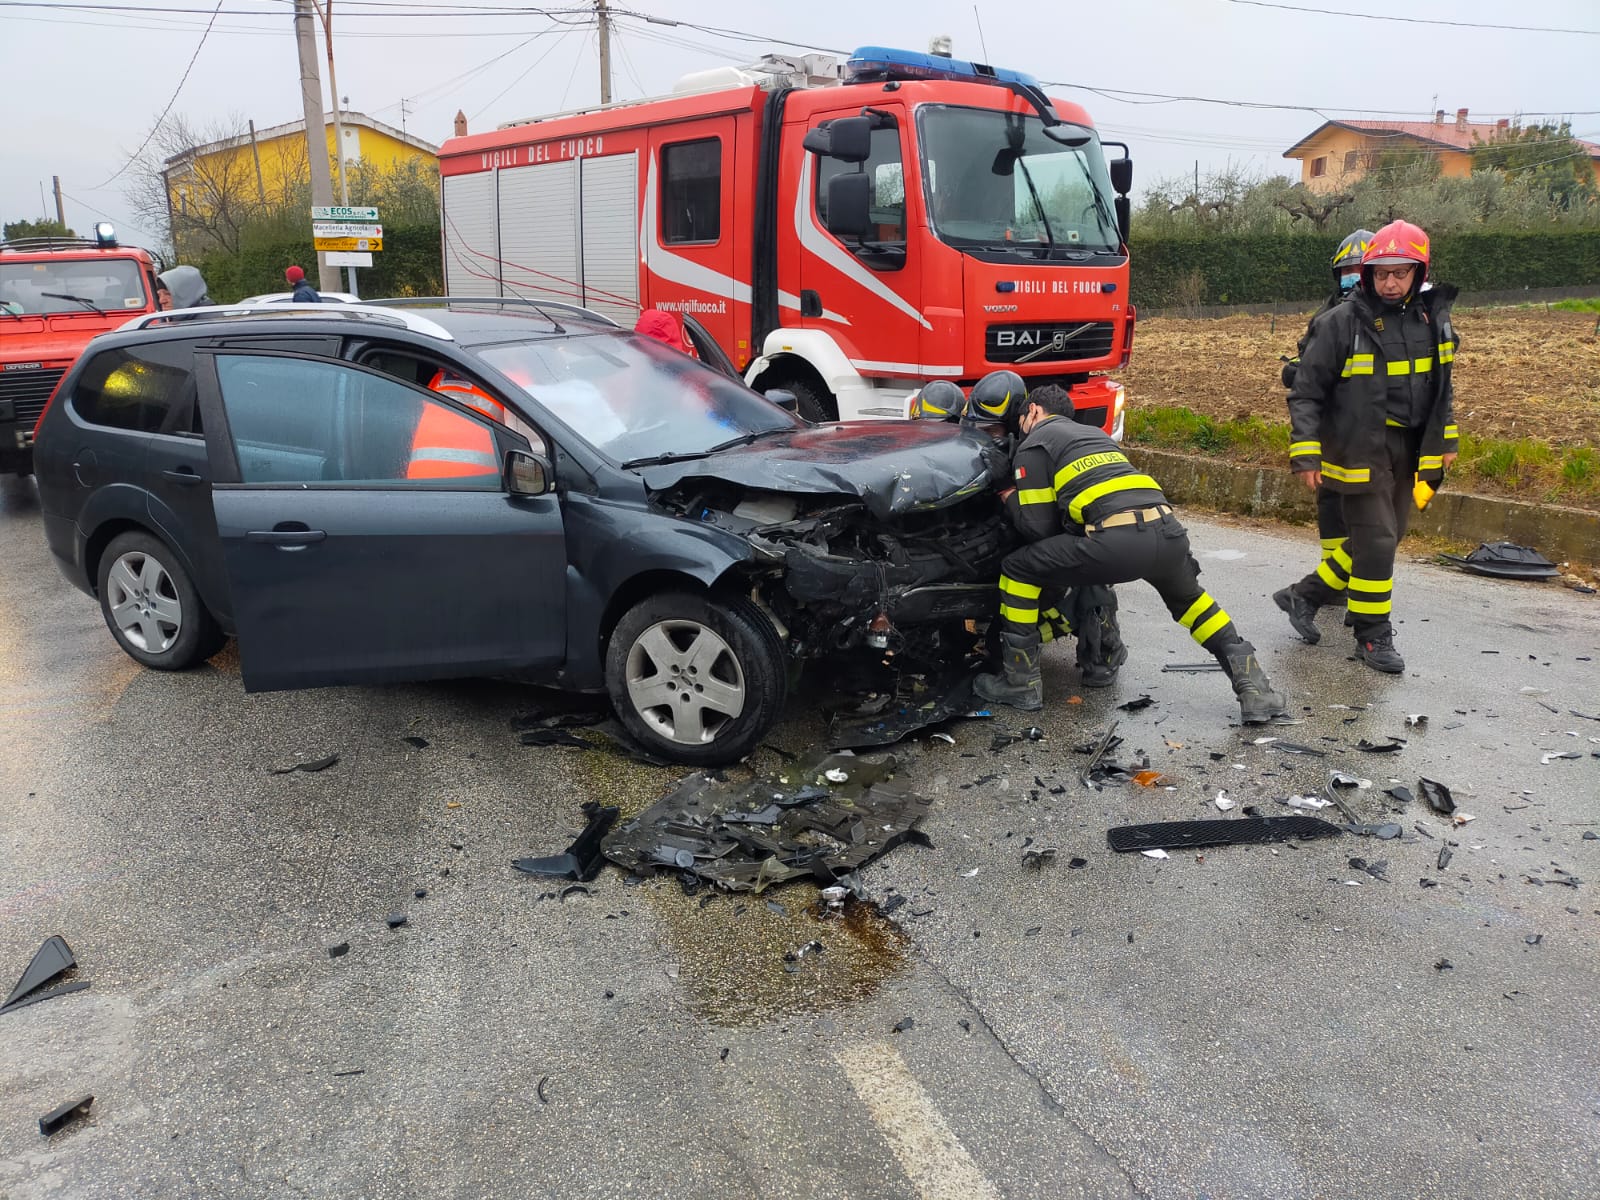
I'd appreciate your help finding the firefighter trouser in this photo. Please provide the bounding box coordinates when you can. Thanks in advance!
[1291,487,1352,608]
[1336,426,1419,640]
[997,510,1241,659]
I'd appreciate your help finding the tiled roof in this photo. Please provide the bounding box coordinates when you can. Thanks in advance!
[1285,119,1600,160]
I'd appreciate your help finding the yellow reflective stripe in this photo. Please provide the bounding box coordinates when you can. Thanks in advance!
[1330,544,1353,571]
[1289,440,1321,458]
[1016,487,1056,506]
[1178,594,1213,629]
[1320,461,1371,484]
[1386,360,1411,376]
[998,577,1043,599]
[1318,537,1344,552]
[1341,354,1375,377]
[1443,424,1459,439]
[1192,611,1233,645]
[1053,451,1129,494]
[1067,474,1162,523]
[1039,625,1054,643]
[1316,560,1349,591]
[1385,418,1405,427]
[1346,577,1393,594]
[999,603,1039,624]
[1347,598,1392,614]
[1438,341,1455,363]
[1418,455,1444,471]
[1412,357,1433,373]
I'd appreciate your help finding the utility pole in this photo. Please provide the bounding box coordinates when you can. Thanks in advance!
[52,176,66,228]
[309,0,358,295]
[597,0,612,105]
[247,121,268,207]
[295,0,339,293]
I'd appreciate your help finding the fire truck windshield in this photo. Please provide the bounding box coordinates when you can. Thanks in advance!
[479,332,801,466]
[918,105,1120,255]
[0,258,148,316]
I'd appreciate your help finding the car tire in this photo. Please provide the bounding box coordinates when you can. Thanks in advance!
[97,531,225,671]
[605,591,786,766]
[785,377,836,424]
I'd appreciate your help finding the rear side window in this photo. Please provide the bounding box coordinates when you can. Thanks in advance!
[72,342,195,433]
[661,138,721,244]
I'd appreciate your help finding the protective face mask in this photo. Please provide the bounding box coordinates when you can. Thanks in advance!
[1339,272,1361,293]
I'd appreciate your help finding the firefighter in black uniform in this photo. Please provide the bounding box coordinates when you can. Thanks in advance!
[1272,227,1374,646]
[971,382,1287,724]
[1277,219,1459,673]
[912,374,1128,688]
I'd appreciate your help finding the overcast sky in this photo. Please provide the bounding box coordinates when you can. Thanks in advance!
[3,0,1597,248]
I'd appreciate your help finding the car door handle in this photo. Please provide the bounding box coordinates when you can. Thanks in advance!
[246,528,327,547]
[162,467,204,486]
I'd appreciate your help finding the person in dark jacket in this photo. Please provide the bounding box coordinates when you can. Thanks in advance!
[973,383,1286,724]
[1278,219,1459,673]
[285,265,321,304]
[1273,228,1373,645]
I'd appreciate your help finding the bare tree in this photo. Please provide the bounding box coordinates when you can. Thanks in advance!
[1273,187,1355,230]
[125,112,271,258]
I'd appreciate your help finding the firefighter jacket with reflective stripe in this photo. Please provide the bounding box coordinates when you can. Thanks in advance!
[407,403,500,479]
[1286,282,1459,491]
[1004,414,1168,539]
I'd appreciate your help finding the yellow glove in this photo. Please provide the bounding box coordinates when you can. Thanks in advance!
[1413,475,1435,512]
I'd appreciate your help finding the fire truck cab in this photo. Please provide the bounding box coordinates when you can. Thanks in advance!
[1,225,163,476]
[438,45,1135,433]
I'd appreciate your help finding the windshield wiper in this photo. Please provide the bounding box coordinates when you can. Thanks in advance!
[702,427,791,454]
[42,292,107,315]
[622,428,790,469]
[1013,157,1056,258]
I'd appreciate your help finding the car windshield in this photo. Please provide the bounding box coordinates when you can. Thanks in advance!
[478,332,802,464]
[917,104,1120,255]
[0,258,149,315]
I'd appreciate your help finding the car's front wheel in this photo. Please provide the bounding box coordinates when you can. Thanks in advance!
[97,531,224,670]
[605,592,786,765]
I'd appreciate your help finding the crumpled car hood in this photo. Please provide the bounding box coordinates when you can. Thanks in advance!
[638,421,1005,520]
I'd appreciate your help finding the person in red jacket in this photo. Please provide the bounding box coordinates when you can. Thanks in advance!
[634,308,694,354]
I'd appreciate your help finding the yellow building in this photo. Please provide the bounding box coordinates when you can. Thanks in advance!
[1284,108,1600,193]
[161,112,438,251]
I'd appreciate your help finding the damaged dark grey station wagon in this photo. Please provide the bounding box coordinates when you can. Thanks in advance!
[34,300,1013,764]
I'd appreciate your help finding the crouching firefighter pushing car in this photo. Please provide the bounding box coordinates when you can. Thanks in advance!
[967,381,1289,724]
[913,374,1128,689]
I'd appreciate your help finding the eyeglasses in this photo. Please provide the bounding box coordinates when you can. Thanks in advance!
[1372,265,1416,282]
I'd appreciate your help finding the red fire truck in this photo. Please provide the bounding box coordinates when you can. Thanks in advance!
[437,45,1135,432]
[1,225,163,476]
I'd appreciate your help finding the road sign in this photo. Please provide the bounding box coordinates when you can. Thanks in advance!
[311,205,379,221]
[313,236,382,252]
[324,251,374,267]
[313,222,382,239]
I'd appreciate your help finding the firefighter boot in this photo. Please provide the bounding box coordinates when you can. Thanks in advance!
[1078,606,1129,689]
[974,631,1044,712]
[1273,586,1321,645]
[1357,632,1406,674]
[1219,640,1288,725]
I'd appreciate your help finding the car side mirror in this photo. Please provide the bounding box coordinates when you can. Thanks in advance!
[824,173,873,238]
[764,388,798,412]
[505,449,552,496]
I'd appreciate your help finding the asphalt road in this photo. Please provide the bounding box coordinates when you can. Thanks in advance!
[3,471,1598,1200]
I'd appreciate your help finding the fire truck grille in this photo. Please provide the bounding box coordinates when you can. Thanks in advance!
[986,321,1115,364]
[0,367,66,429]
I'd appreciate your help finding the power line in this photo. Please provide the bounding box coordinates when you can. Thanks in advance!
[1219,0,1600,37]
[87,0,225,189]
[558,29,594,110]
[1043,80,1600,119]
[611,25,649,99]
[469,25,581,121]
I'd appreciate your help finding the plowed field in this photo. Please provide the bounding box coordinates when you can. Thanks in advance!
[1123,306,1600,449]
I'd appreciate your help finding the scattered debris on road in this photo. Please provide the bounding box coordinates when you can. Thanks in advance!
[1108,815,1341,853]
[2,936,88,1016]
[1439,542,1559,581]
[826,669,987,749]
[38,1096,93,1137]
[513,802,621,882]
[1420,778,1456,815]
[270,753,339,774]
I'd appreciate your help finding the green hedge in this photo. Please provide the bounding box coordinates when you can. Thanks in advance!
[1130,230,1600,308]
[196,222,443,302]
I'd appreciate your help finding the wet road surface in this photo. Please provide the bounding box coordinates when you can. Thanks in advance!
[3,472,1597,1199]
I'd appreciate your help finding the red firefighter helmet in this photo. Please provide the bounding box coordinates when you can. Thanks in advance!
[1362,220,1430,285]
[428,369,506,423]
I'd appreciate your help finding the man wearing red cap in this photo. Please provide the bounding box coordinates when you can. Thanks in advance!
[1280,219,1460,674]
[285,265,322,304]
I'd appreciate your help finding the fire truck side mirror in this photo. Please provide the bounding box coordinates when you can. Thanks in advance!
[1115,195,1131,247]
[803,116,872,164]
[824,174,873,239]
[1109,156,1134,196]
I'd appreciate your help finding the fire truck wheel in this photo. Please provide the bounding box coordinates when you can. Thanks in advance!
[606,591,787,766]
[96,531,226,670]
[784,378,835,424]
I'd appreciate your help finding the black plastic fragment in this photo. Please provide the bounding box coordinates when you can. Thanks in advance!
[1420,778,1455,815]
[1161,661,1224,673]
[328,942,350,958]
[401,736,429,749]
[1022,847,1057,869]
[271,753,339,774]
[2,935,77,1014]
[512,802,621,882]
[385,912,408,929]
[1345,822,1402,840]
[1107,814,1341,852]
[1439,541,1559,579]
[38,1096,93,1137]
[1437,847,1453,871]
[880,894,907,916]
[1386,785,1415,806]
[827,668,980,750]
[536,1076,550,1103]
[892,1017,915,1034]
[1434,958,1453,972]
[1525,934,1544,946]
[1349,856,1389,881]
[1068,857,1089,869]
[519,728,590,749]
[1024,925,1043,936]
[1118,695,1156,712]
[1356,738,1405,754]
[1584,831,1599,841]
[414,888,428,899]
[0,981,90,1013]
[1420,878,1441,888]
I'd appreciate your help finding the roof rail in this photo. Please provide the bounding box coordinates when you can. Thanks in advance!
[367,295,622,328]
[1,236,137,253]
[115,303,455,340]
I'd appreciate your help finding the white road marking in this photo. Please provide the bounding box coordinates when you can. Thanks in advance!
[835,1041,1001,1200]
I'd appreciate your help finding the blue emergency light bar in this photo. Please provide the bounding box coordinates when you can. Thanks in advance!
[844,46,1042,89]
